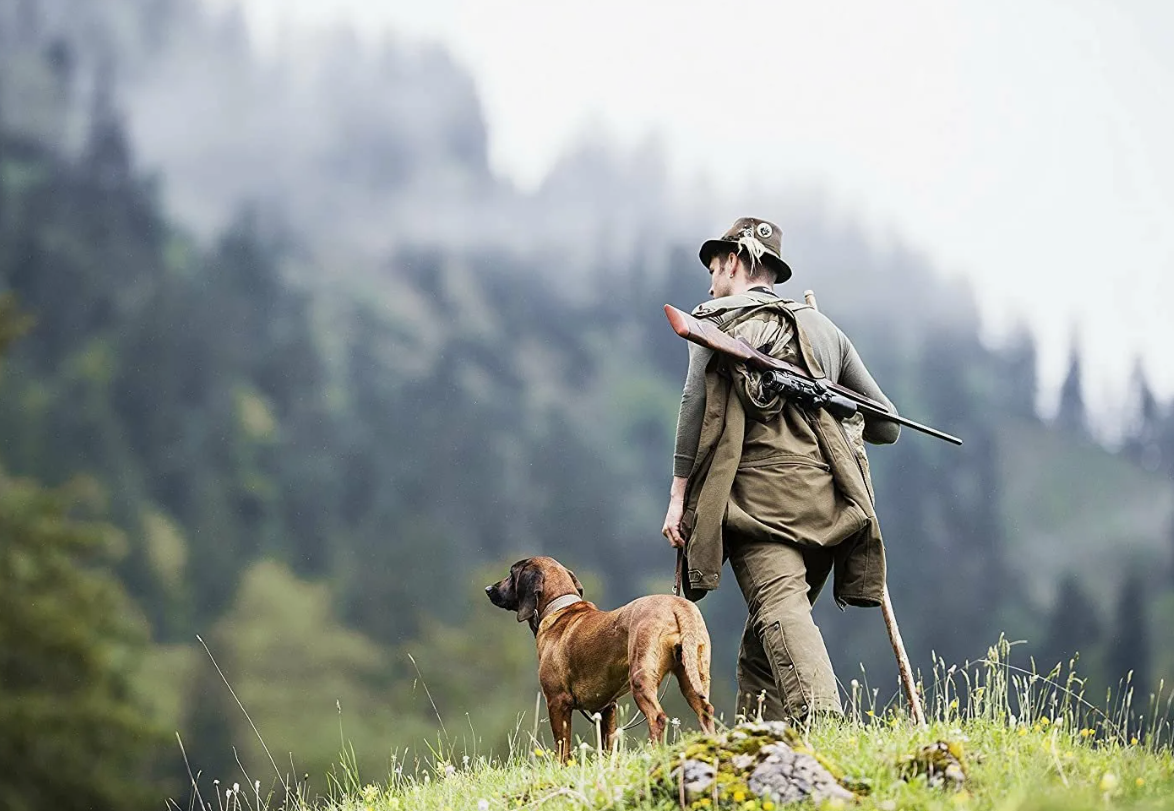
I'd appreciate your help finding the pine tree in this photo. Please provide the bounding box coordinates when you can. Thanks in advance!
[1169,497,1174,588]
[1039,573,1101,672]
[1000,324,1038,419]
[1108,568,1152,700]
[82,60,131,190]
[1056,342,1088,437]
[1124,359,1162,469]
[0,299,161,810]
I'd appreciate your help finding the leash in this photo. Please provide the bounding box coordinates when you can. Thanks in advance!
[673,548,684,596]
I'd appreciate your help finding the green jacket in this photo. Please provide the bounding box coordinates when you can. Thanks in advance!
[679,292,886,608]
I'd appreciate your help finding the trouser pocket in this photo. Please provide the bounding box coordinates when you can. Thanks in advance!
[761,619,812,718]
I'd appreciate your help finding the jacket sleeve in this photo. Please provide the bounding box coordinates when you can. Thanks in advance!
[673,343,713,476]
[837,329,901,445]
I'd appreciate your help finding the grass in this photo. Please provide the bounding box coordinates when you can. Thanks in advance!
[177,640,1174,811]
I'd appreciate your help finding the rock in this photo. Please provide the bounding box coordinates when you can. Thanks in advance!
[651,721,855,807]
[899,740,967,790]
[671,759,717,797]
[731,754,755,771]
[749,743,854,805]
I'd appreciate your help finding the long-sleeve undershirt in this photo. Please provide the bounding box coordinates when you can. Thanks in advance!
[672,305,899,478]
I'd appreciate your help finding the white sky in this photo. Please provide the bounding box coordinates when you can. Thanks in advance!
[215,0,1174,425]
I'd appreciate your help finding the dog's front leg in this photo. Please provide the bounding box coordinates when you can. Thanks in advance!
[546,694,574,764]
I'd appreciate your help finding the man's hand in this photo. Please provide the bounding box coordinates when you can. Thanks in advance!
[661,476,689,549]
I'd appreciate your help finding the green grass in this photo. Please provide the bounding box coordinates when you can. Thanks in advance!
[182,641,1174,811]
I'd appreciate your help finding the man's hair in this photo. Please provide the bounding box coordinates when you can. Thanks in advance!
[721,248,777,284]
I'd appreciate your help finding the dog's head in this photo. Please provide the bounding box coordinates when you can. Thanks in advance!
[485,557,584,632]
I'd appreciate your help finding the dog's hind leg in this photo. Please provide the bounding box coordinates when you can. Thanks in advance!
[672,646,716,734]
[628,630,670,744]
[673,620,715,733]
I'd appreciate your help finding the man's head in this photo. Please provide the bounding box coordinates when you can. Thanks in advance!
[698,217,792,298]
[706,248,778,298]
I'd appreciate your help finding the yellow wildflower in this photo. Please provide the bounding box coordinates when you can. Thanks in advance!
[733,790,747,803]
[1131,737,1139,746]
[1136,777,1145,787]
[533,748,547,758]
[763,803,775,811]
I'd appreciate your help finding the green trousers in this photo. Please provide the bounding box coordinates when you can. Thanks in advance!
[727,532,844,721]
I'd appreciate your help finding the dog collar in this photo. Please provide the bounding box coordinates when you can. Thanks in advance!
[540,593,583,621]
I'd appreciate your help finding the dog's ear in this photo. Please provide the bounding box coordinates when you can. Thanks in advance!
[568,569,584,597]
[515,566,544,624]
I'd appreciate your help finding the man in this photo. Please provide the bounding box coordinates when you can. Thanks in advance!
[661,217,900,722]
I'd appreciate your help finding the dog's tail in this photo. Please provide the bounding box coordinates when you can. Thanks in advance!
[677,605,712,703]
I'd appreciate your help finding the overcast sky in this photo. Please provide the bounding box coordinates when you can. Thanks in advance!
[213,0,1174,426]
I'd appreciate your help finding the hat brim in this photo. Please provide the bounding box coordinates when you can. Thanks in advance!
[699,239,792,284]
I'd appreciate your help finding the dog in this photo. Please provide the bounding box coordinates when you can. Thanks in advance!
[485,556,714,761]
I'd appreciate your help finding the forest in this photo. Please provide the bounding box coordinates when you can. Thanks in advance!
[1,1,1172,808]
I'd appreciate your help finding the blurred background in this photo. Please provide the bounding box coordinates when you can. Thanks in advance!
[1,0,1172,807]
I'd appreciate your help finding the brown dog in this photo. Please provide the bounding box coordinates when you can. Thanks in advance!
[485,556,714,760]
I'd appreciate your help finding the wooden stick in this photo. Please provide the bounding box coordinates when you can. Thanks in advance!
[803,288,927,728]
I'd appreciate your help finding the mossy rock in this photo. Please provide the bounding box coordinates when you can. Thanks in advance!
[645,721,856,808]
[898,740,967,790]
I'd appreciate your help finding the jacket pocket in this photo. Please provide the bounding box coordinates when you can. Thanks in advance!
[726,455,868,548]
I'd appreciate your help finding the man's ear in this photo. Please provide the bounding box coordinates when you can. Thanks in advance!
[569,569,584,597]
[725,251,740,275]
[516,567,544,624]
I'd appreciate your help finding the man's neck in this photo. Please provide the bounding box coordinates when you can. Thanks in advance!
[728,280,775,297]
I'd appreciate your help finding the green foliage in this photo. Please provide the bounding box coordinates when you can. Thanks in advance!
[189,560,400,786]
[0,469,160,809]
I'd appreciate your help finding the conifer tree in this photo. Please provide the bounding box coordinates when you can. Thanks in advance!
[1056,342,1088,437]
[1124,360,1162,468]
[0,298,160,810]
[1039,573,1101,672]
[1108,568,1152,700]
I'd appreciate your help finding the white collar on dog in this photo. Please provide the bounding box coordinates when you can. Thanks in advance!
[540,593,583,622]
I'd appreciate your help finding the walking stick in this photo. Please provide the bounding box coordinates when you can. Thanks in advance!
[803,289,928,729]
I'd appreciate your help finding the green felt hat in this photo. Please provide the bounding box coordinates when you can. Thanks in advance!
[698,217,792,283]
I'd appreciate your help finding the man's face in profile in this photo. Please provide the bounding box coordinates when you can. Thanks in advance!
[708,253,737,299]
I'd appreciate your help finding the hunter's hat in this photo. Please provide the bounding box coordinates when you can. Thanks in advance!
[698,217,792,284]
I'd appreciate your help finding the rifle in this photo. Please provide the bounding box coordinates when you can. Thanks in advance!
[664,304,962,446]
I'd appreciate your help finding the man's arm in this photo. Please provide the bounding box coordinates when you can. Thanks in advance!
[837,330,901,444]
[673,343,711,476]
[663,343,711,548]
